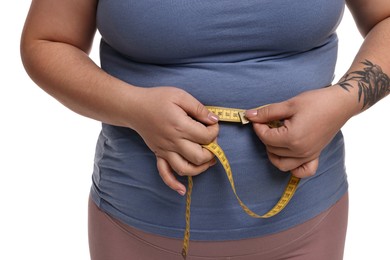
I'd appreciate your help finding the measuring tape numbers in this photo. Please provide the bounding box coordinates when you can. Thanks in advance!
[181,106,301,259]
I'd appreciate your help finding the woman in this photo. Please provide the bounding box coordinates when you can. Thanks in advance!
[21,0,389,259]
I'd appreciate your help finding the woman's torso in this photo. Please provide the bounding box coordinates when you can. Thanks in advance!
[91,0,348,240]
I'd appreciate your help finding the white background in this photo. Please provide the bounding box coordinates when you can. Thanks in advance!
[1,2,389,259]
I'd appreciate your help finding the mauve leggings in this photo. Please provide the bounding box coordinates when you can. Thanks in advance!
[88,193,348,260]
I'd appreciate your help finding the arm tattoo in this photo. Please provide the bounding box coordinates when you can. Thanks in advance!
[338,60,390,110]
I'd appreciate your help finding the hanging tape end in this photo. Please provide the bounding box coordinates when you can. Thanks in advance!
[181,249,187,259]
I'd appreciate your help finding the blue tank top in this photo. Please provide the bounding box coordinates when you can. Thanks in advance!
[91,0,348,240]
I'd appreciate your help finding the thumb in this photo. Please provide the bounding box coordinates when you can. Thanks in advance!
[244,102,294,124]
[178,94,219,125]
[291,158,319,178]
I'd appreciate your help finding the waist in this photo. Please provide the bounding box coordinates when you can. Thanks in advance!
[92,122,347,240]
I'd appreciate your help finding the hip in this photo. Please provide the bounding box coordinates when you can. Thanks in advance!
[89,192,348,260]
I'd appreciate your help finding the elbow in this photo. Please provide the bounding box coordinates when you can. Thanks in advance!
[20,32,35,83]
[19,31,50,90]
[20,35,31,72]
[20,34,40,86]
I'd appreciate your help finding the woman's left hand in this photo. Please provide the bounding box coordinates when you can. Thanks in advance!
[244,85,354,178]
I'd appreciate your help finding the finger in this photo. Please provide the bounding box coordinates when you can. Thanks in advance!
[244,101,294,124]
[176,118,219,145]
[252,122,290,147]
[265,144,307,158]
[176,93,219,125]
[156,157,186,196]
[265,145,292,157]
[291,158,319,178]
[165,151,217,177]
[267,151,317,173]
[173,140,215,166]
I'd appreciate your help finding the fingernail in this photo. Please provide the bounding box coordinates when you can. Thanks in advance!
[208,112,219,122]
[244,109,257,117]
[177,190,186,196]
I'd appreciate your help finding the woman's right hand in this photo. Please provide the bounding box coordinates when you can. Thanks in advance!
[131,86,219,196]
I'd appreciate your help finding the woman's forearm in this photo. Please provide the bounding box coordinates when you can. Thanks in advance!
[21,39,142,128]
[335,15,390,117]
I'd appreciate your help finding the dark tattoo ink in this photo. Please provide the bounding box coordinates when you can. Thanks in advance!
[338,60,390,109]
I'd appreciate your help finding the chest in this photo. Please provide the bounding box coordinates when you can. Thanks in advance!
[97,0,345,64]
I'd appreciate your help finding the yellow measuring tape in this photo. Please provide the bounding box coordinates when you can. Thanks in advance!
[181,106,301,259]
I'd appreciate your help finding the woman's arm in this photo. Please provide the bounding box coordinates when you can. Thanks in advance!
[21,0,219,195]
[340,0,390,112]
[20,0,136,127]
[245,0,390,177]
